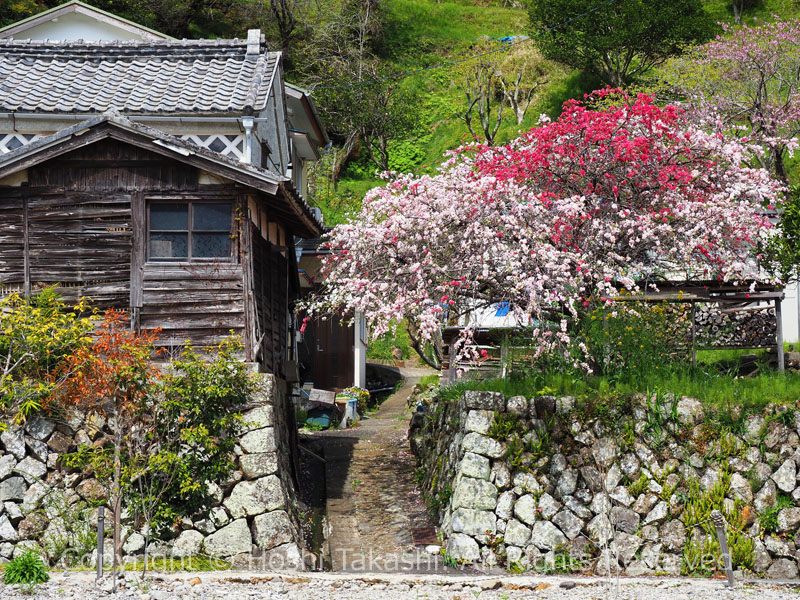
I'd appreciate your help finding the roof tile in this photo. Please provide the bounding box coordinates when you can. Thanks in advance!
[0,38,279,114]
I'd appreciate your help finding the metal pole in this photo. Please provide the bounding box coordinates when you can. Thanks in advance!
[96,506,104,581]
[710,509,735,588]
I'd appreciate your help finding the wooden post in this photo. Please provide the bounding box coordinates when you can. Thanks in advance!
[690,302,696,366]
[129,193,144,319]
[777,298,785,373]
[22,196,30,298]
[501,332,509,380]
[710,510,735,588]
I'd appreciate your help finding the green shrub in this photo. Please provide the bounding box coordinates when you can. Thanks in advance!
[489,412,520,441]
[760,494,796,534]
[3,551,49,585]
[0,288,93,429]
[366,321,413,360]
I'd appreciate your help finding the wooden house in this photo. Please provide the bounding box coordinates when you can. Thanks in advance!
[0,20,327,379]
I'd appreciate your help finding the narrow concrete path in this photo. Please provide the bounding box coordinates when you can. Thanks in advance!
[316,367,443,572]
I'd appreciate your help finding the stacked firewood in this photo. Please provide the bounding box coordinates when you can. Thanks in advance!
[694,304,777,347]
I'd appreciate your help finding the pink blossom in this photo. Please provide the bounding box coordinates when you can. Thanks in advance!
[303,91,782,369]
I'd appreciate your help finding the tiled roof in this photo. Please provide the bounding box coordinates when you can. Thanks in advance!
[0,38,280,114]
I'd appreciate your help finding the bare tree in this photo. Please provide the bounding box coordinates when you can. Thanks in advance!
[460,56,504,145]
[455,41,560,144]
[497,45,553,125]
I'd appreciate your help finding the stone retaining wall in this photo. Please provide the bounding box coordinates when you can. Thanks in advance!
[410,389,800,578]
[0,374,306,569]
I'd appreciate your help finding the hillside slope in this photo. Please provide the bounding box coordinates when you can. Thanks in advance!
[309,0,800,226]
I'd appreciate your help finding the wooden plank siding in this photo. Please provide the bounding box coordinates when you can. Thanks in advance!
[0,191,26,294]
[27,139,197,191]
[140,263,246,351]
[27,190,132,307]
[0,137,302,376]
[250,223,289,379]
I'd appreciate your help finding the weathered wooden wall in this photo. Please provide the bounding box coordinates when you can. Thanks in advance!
[250,223,289,379]
[0,139,289,370]
[140,263,246,351]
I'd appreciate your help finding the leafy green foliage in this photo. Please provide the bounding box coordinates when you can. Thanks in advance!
[681,465,754,575]
[130,338,251,531]
[366,320,413,360]
[529,0,716,87]
[0,0,240,38]
[764,185,800,282]
[60,333,251,535]
[32,489,97,567]
[627,473,650,497]
[759,493,796,534]
[0,289,93,430]
[489,412,520,441]
[3,551,49,585]
[577,302,690,379]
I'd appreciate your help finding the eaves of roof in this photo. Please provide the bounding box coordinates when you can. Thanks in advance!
[0,0,174,40]
[0,114,323,238]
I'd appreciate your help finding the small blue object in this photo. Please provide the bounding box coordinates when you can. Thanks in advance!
[495,302,511,317]
[306,407,334,429]
[498,36,515,43]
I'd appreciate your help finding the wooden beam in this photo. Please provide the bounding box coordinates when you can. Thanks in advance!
[130,192,144,310]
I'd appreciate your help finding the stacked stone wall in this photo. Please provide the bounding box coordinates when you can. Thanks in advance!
[410,389,800,578]
[0,374,306,569]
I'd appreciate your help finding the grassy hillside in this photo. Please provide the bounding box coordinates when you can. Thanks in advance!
[311,0,602,225]
[311,0,800,226]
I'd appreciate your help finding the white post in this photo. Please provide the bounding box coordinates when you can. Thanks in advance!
[354,312,367,389]
[777,298,785,373]
[242,116,254,164]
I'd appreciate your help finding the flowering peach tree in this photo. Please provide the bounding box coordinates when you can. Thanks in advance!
[663,19,800,183]
[307,91,784,369]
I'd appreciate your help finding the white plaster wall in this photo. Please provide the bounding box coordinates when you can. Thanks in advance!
[9,13,147,41]
[782,281,800,344]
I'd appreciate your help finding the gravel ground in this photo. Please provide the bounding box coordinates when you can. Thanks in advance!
[1,571,799,600]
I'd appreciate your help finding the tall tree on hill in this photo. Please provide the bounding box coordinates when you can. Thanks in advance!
[528,0,715,87]
[296,0,422,178]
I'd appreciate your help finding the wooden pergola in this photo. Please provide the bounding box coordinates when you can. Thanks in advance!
[441,280,787,378]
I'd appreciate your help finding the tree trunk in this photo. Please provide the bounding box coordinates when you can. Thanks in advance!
[774,145,790,185]
[732,0,743,25]
[111,421,122,591]
[407,322,442,369]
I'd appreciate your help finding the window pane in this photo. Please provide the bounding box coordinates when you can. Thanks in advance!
[193,233,231,258]
[150,204,188,230]
[193,203,231,230]
[150,233,188,258]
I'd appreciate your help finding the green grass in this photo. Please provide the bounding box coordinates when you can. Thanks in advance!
[122,555,231,573]
[367,320,414,360]
[439,365,800,415]
[702,0,800,23]
[381,0,527,64]
[418,373,440,391]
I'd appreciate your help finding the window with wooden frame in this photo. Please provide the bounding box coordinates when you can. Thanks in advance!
[148,201,233,261]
